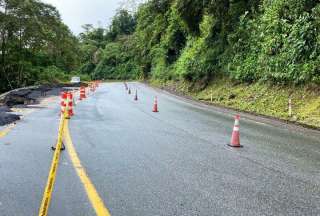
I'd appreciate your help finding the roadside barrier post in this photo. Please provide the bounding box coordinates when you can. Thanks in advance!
[228,115,242,148]
[288,98,292,117]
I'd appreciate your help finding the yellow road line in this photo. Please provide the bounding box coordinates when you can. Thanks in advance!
[38,115,66,216]
[0,124,15,138]
[64,119,111,216]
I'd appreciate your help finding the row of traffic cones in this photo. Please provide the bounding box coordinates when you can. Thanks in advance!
[80,80,102,100]
[60,81,102,119]
[124,82,242,148]
[125,82,159,113]
[54,81,101,151]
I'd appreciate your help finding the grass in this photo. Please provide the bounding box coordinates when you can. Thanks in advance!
[150,78,320,128]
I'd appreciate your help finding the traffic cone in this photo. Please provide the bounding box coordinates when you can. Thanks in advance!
[128,88,131,94]
[228,115,242,148]
[64,92,71,119]
[153,96,159,113]
[60,92,67,115]
[134,90,138,101]
[79,87,86,100]
[67,92,74,117]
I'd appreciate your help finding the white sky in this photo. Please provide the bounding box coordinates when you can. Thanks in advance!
[42,0,124,35]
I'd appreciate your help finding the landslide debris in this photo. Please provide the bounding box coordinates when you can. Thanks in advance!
[0,83,82,126]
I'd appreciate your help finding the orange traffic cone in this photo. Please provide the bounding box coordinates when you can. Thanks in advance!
[153,96,159,113]
[60,92,68,115]
[134,90,138,101]
[64,92,71,119]
[67,92,74,117]
[228,115,242,148]
[79,87,86,100]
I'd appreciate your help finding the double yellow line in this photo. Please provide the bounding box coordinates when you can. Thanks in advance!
[64,120,111,215]
[38,117,111,216]
[38,115,66,216]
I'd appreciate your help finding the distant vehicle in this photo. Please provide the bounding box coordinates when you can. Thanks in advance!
[70,76,81,83]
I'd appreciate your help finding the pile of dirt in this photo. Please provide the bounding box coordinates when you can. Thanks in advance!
[0,105,20,126]
[0,83,83,126]
[0,112,20,126]
[0,106,11,112]
[0,83,83,107]
[2,88,36,107]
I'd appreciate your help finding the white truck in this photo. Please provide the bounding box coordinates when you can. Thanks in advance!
[70,76,81,84]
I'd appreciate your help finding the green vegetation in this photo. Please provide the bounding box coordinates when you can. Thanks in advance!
[78,10,139,80]
[1,0,320,126]
[80,0,320,86]
[76,0,320,127]
[3,0,320,88]
[0,0,83,92]
[151,78,320,127]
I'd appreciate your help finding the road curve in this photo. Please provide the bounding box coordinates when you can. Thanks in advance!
[0,82,319,216]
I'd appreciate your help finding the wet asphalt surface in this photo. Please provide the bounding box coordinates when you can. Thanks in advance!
[0,82,320,216]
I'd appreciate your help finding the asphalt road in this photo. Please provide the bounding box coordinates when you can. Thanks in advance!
[0,82,319,216]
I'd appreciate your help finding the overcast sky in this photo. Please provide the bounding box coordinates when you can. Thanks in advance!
[42,0,125,35]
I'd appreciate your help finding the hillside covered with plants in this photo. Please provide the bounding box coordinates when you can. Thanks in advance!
[80,0,320,87]
[0,0,84,92]
[1,0,320,126]
[2,0,320,90]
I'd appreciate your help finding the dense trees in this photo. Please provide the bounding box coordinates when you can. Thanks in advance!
[0,0,81,92]
[81,0,320,86]
[2,0,319,92]
[79,9,138,80]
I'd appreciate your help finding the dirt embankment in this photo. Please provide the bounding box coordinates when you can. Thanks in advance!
[0,83,84,126]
